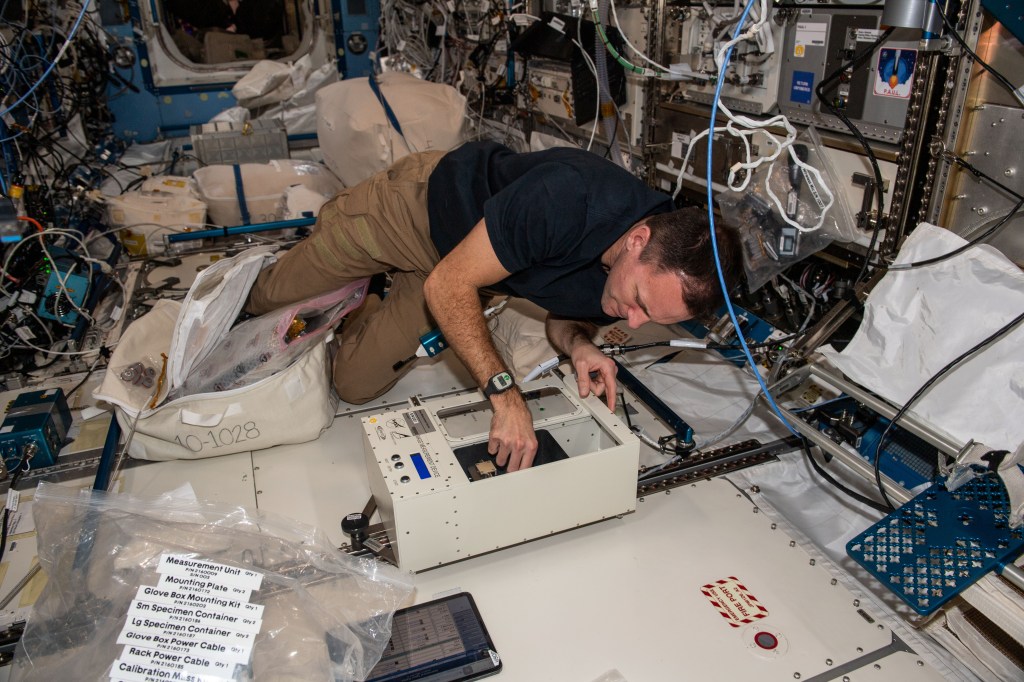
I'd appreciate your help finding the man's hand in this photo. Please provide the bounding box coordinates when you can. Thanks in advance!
[570,342,618,411]
[423,220,542,470]
[546,315,617,412]
[488,391,538,471]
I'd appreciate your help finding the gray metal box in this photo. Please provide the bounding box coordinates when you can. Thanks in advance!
[777,8,916,144]
[190,119,289,165]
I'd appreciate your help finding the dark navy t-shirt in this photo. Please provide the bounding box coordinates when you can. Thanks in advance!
[427,141,673,323]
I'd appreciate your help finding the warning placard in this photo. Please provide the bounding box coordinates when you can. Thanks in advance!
[701,576,769,628]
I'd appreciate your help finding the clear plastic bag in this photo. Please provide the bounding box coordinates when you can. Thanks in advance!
[763,125,858,243]
[110,353,168,409]
[716,125,858,291]
[12,483,415,682]
[177,279,367,397]
[718,185,832,292]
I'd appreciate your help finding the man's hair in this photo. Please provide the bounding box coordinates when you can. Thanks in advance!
[638,206,742,320]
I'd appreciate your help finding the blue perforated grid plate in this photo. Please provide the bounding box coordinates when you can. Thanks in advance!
[847,474,1024,615]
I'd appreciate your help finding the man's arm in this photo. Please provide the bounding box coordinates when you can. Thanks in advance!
[423,219,539,471]
[546,315,619,411]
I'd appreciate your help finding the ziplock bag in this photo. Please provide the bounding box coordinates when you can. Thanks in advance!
[11,483,415,681]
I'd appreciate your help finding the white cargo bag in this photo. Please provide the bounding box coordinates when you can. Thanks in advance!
[193,159,341,226]
[94,247,350,461]
[315,72,467,187]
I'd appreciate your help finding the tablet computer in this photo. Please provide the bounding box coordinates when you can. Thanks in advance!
[366,592,502,682]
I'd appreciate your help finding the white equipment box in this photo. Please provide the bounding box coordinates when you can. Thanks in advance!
[362,377,640,572]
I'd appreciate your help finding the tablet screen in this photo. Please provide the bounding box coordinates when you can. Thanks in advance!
[366,592,502,682]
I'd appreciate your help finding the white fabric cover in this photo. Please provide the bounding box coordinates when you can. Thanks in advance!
[111,340,335,461]
[315,72,467,187]
[93,248,338,460]
[232,57,307,109]
[819,223,1024,453]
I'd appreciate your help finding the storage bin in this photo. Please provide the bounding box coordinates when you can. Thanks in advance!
[106,191,208,256]
[193,160,341,226]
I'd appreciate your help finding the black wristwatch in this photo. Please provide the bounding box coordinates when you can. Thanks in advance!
[483,371,516,398]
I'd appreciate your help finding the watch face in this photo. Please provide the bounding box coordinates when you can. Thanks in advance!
[492,372,513,390]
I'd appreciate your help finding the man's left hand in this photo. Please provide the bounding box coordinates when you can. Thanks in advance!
[571,343,617,412]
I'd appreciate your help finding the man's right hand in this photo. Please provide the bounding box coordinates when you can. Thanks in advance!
[487,390,538,471]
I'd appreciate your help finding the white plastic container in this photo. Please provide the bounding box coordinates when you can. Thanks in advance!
[106,191,208,256]
[193,160,341,227]
[139,175,197,197]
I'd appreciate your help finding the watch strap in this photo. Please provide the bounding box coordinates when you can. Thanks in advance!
[483,371,516,397]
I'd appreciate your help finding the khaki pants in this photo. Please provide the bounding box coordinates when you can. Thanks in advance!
[247,150,447,403]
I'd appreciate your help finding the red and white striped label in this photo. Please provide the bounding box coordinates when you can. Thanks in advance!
[701,576,769,628]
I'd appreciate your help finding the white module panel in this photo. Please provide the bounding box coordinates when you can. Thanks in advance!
[664,6,787,115]
[526,60,577,122]
[409,477,952,681]
[362,377,640,572]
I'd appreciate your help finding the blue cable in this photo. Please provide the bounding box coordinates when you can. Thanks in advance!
[0,1,90,119]
[705,0,799,437]
[505,0,516,88]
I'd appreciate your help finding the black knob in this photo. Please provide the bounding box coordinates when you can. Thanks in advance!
[341,512,370,551]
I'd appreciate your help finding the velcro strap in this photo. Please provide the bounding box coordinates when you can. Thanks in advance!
[368,76,406,139]
[232,164,251,226]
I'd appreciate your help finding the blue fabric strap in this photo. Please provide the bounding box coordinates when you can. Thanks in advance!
[232,164,251,226]
[368,76,405,139]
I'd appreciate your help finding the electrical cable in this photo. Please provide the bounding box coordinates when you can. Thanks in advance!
[617,390,670,455]
[887,195,1024,270]
[63,351,107,400]
[0,1,91,118]
[674,2,834,234]
[801,436,890,514]
[16,215,42,232]
[706,0,798,437]
[588,3,663,77]
[0,443,34,566]
[871,309,1024,510]
[692,395,757,451]
[687,277,818,450]
[866,131,1024,272]
[606,0,671,74]
[814,28,894,286]
[10,336,113,357]
[571,34,603,152]
[937,148,1024,202]
[934,2,1024,107]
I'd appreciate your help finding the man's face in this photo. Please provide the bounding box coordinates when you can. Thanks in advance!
[601,245,692,329]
